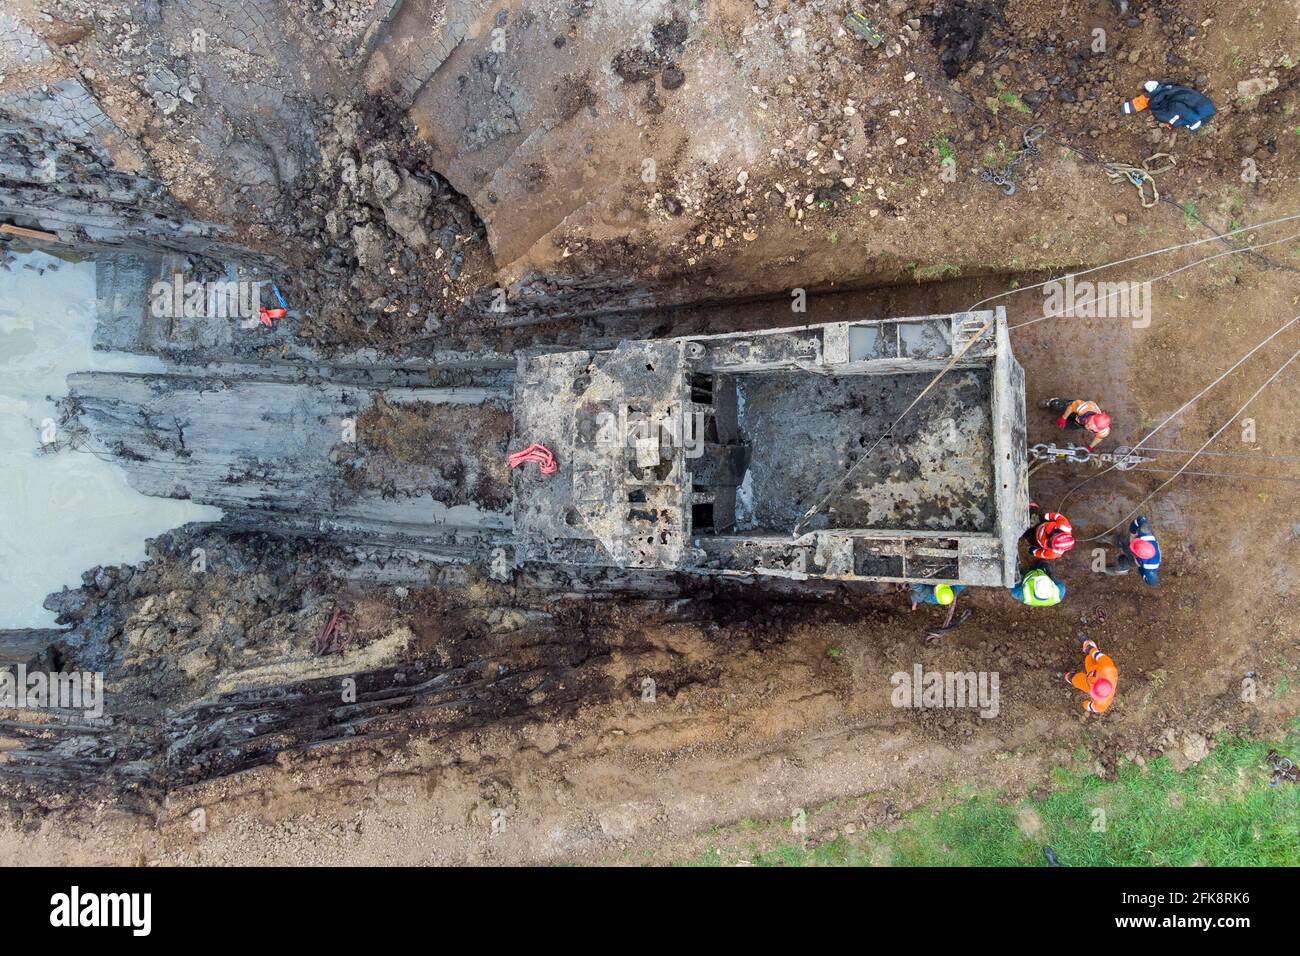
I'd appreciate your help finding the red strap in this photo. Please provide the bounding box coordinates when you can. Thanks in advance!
[509,443,558,475]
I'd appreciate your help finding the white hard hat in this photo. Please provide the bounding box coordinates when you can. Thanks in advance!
[1031,575,1056,601]
[1143,80,1160,93]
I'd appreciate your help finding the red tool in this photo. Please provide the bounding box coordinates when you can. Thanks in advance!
[509,442,558,474]
[258,280,290,328]
[258,306,287,327]
[311,606,349,656]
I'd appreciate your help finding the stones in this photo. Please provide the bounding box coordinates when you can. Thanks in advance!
[151,91,179,115]
[1236,76,1278,98]
[351,222,387,271]
[1182,732,1210,765]
[143,65,180,97]
[371,158,402,201]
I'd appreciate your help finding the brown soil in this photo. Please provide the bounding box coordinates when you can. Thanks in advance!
[356,396,514,510]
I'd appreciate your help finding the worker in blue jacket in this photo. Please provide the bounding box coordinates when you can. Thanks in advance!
[909,582,967,633]
[1122,80,1216,133]
[1105,515,1161,586]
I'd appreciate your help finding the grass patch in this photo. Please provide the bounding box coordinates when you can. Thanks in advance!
[981,140,1015,169]
[924,133,957,162]
[685,727,1300,866]
[911,263,962,281]
[987,78,1032,115]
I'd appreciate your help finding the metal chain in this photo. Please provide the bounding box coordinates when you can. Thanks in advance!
[979,124,1046,196]
[1029,442,1148,470]
[1267,750,1297,787]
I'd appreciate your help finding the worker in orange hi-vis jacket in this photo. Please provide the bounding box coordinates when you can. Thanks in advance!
[1065,636,1119,715]
[1043,397,1111,450]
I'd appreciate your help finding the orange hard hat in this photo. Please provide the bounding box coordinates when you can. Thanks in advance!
[1130,538,1156,560]
[1088,412,1111,433]
[1091,678,1114,700]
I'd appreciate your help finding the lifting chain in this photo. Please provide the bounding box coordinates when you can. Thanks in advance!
[1267,750,1297,787]
[980,124,1046,196]
[1029,443,1150,470]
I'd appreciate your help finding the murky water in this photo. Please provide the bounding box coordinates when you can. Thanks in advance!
[0,250,221,627]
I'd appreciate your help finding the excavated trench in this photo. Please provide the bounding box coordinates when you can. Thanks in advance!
[1,248,1047,813]
[0,0,1084,813]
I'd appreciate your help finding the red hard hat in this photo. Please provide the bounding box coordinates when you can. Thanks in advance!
[1088,412,1111,433]
[1091,678,1114,700]
[1051,532,1075,553]
[1130,538,1156,560]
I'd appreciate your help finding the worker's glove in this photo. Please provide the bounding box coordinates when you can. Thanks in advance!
[1056,416,1068,427]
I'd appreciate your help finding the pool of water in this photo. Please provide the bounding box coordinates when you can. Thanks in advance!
[0,249,221,627]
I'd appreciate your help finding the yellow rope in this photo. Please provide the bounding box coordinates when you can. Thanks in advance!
[1104,153,1176,208]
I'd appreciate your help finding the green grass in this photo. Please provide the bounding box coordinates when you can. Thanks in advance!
[685,726,1300,866]
[981,140,1015,169]
[924,133,957,162]
[988,78,1032,115]
[911,263,962,281]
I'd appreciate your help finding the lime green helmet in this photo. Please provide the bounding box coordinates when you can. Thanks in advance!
[934,584,956,605]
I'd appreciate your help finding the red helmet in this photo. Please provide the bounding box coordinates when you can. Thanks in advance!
[1087,412,1111,433]
[1050,531,1075,553]
[1130,538,1156,560]
[1091,678,1114,700]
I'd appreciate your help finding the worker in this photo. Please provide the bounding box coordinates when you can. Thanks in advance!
[1044,397,1111,450]
[1025,503,1074,560]
[1121,79,1216,133]
[1010,561,1066,606]
[910,582,967,631]
[1065,636,1119,715]
[1104,515,1161,585]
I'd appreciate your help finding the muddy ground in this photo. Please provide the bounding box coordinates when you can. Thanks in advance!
[2,0,1299,863]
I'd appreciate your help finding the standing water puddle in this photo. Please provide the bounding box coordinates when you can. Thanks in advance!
[0,249,221,627]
